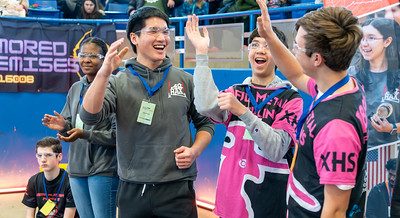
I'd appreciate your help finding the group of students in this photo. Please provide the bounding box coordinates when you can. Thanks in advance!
[21,2,400,218]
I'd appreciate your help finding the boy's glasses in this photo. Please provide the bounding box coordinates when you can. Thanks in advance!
[36,153,59,159]
[78,53,105,60]
[248,42,269,50]
[136,27,171,37]
[292,42,307,54]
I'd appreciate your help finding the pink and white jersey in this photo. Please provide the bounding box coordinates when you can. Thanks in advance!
[214,84,302,218]
[287,77,368,218]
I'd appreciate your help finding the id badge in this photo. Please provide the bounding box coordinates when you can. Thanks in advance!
[137,100,156,125]
[75,114,84,129]
[388,206,391,216]
[243,129,253,140]
[39,199,56,216]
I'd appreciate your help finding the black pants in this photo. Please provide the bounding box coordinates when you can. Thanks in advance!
[117,180,198,218]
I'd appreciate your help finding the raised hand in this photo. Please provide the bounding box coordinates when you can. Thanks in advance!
[217,92,247,116]
[57,128,84,142]
[42,111,65,131]
[185,15,210,55]
[256,0,274,39]
[98,38,129,78]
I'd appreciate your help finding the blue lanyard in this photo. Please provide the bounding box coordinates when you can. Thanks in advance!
[43,170,67,204]
[296,75,350,140]
[128,66,171,97]
[245,86,289,113]
[78,83,86,107]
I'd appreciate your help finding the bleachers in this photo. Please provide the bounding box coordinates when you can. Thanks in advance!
[28,0,61,18]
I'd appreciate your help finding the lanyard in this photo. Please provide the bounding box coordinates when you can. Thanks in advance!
[386,181,393,206]
[78,83,86,107]
[43,170,67,204]
[245,86,289,113]
[128,66,171,97]
[296,75,350,140]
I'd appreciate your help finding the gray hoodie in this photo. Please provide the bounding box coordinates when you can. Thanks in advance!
[61,75,117,177]
[80,57,215,183]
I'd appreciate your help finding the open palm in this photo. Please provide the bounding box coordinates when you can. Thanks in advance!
[185,15,210,55]
[42,111,65,131]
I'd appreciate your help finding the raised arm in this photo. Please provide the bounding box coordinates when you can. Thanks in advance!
[82,38,129,114]
[255,0,310,94]
[186,15,231,122]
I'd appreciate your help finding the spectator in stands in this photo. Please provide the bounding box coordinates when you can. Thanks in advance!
[255,0,367,217]
[176,0,209,17]
[79,0,105,19]
[186,14,302,217]
[0,0,27,17]
[207,0,221,14]
[61,0,82,18]
[42,37,118,218]
[127,0,183,16]
[392,153,400,217]
[366,158,397,218]
[22,137,77,218]
[348,18,400,148]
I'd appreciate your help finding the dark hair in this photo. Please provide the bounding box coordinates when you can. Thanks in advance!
[126,6,169,53]
[80,36,108,56]
[295,7,362,72]
[81,0,104,19]
[386,158,398,171]
[36,137,62,154]
[248,26,288,48]
[353,18,400,92]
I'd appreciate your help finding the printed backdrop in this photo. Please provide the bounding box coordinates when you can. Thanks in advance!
[0,19,116,92]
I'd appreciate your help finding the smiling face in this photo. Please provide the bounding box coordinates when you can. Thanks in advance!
[359,25,391,62]
[36,147,62,172]
[78,43,104,79]
[248,37,275,78]
[131,17,170,69]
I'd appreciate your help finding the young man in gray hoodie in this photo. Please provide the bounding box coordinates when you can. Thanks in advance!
[79,6,214,218]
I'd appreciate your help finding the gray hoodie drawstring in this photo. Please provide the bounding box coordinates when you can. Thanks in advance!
[141,184,146,196]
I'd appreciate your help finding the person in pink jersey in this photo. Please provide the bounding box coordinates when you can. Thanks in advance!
[186,14,303,217]
[254,0,368,217]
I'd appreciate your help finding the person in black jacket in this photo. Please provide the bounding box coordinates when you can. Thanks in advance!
[367,158,397,218]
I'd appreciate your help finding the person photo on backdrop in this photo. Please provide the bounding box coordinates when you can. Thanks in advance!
[254,0,368,217]
[79,6,215,218]
[22,137,77,218]
[185,14,303,218]
[42,37,118,218]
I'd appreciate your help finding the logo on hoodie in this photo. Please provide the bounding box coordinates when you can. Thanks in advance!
[168,81,187,98]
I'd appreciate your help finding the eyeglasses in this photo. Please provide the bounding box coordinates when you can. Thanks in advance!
[136,27,171,37]
[248,42,269,50]
[361,35,384,43]
[78,52,104,60]
[292,41,307,54]
[36,153,59,159]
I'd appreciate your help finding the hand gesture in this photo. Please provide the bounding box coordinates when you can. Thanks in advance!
[370,114,392,133]
[98,38,129,78]
[174,146,196,169]
[42,111,65,131]
[185,15,210,55]
[57,128,84,142]
[167,0,175,8]
[255,0,274,39]
[217,92,247,116]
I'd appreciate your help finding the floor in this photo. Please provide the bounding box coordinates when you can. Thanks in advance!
[0,193,218,218]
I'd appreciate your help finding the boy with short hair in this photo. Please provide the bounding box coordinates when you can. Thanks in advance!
[22,137,76,218]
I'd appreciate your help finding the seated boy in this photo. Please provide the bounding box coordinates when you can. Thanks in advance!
[22,137,76,218]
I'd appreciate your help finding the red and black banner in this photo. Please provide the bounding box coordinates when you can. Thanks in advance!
[0,19,116,92]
